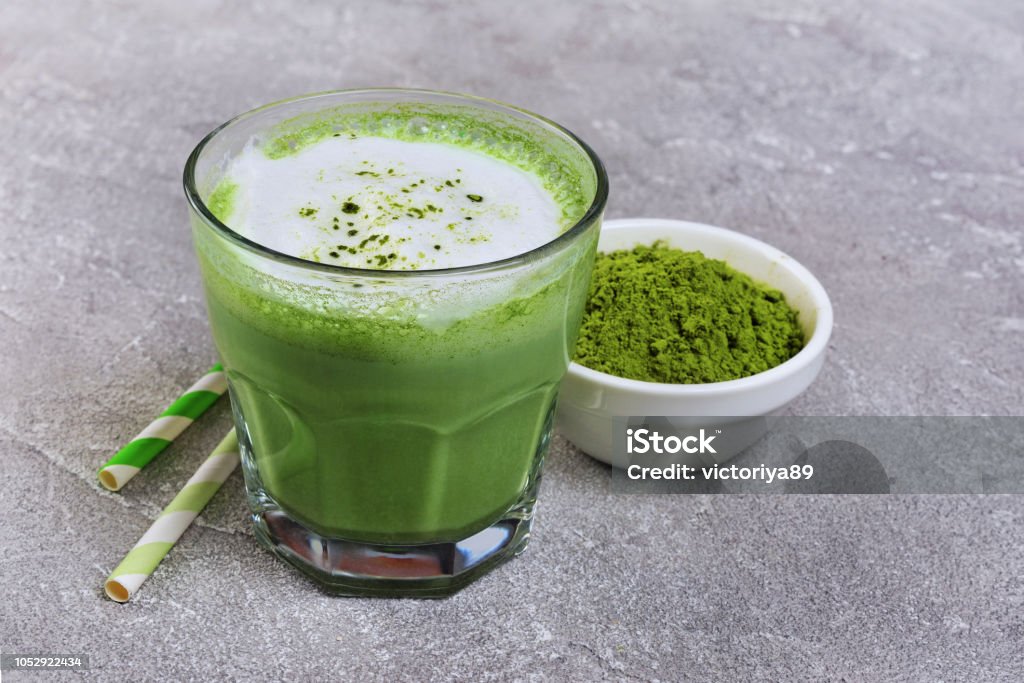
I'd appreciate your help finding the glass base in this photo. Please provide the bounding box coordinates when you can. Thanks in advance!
[248,491,536,598]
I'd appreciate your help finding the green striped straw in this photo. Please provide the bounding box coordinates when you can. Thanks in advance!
[104,430,239,603]
[98,363,228,491]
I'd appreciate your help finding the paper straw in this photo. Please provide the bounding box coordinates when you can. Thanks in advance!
[98,363,228,491]
[104,430,239,603]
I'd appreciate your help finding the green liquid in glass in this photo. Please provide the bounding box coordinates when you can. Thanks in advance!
[193,104,599,546]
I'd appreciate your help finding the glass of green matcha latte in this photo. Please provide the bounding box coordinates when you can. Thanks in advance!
[184,89,607,596]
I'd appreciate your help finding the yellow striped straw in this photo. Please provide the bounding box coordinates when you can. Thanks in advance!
[104,430,239,602]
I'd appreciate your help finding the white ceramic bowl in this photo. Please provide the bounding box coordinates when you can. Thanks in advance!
[557,217,833,467]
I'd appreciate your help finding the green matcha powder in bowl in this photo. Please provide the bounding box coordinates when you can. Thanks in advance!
[556,218,833,467]
[574,242,805,385]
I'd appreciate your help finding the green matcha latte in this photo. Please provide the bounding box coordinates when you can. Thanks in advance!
[187,92,604,593]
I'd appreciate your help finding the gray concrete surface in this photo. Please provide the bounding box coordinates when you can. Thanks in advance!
[2,0,1023,680]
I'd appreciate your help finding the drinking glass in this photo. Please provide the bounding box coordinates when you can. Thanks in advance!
[184,89,608,596]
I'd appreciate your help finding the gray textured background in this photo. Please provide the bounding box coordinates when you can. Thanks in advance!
[2,0,1023,680]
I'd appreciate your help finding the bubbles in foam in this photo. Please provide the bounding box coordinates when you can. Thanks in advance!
[218,134,566,270]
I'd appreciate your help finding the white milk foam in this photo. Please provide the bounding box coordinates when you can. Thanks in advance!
[222,135,564,270]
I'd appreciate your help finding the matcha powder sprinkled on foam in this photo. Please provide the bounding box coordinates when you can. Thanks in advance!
[574,242,805,384]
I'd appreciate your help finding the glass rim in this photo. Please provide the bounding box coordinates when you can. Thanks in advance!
[183,87,609,278]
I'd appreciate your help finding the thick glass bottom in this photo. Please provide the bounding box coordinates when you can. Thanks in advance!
[248,487,537,597]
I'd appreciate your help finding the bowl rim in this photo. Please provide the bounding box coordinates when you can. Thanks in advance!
[566,217,833,395]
